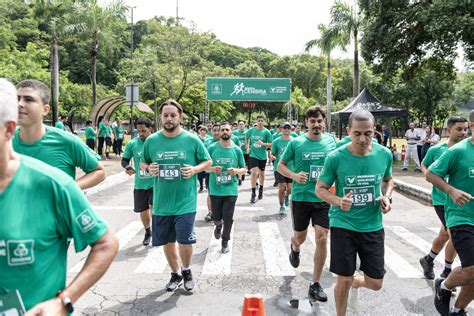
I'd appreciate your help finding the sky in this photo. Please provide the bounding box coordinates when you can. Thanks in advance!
[123,0,354,59]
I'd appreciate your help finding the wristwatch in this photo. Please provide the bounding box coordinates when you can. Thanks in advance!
[56,291,74,313]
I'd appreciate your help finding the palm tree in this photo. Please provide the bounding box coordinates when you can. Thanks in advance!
[73,0,126,107]
[33,0,76,125]
[306,24,347,131]
[330,0,363,97]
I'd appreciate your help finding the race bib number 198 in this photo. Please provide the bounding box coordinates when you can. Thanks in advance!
[159,164,180,180]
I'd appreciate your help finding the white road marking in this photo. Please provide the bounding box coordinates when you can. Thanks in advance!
[385,245,423,278]
[134,247,167,274]
[259,222,295,276]
[201,229,233,275]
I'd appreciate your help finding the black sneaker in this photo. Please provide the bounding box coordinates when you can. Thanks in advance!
[221,239,229,254]
[250,193,256,203]
[258,190,263,200]
[181,269,194,291]
[238,179,242,186]
[142,232,152,246]
[289,244,300,268]
[309,282,328,302]
[273,180,278,187]
[204,212,213,222]
[450,309,467,316]
[440,268,452,279]
[165,272,183,291]
[434,278,451,316]
[419,256,435,279]
[214,224,222,240]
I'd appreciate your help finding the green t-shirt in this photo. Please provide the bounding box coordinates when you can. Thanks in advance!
[54,121,66,131]
[281,134,336,202]
[319,143,393,232]
[205,137,219,149]
[336,136,378,148]
[422,143,448,206]
[208,142,245,196]
[105,126,113,137]
[246,127,273,160]
[98,122,107,138]
[271,137,292,172]
[13,126,100,179]
[429,138,474,227]
[142,130,210,216]
[290,132,299,138]
[123,138,154,190]
[114,126,125,140]
[232,130,247,150]
[0,155,108,310]
[85,126,96,140]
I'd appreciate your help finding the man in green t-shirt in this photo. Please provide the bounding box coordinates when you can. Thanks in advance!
[245,115,273,203]
[140,99,211,292]
[271,122,293,215]
[113,119,125,157]
[233,120,248,184]
[206,122,246,253]
[85,119,96,151]
[419,116,468,281]
[104,120,114,159]
[278,107,337,302]
[55,115,68,131]
[97,116,107,156]
[0,78,118,315]
[122,117,154,246]
[426,110,474,316]
[198,126,210,192]
[316,109,394,315]
[15,79,106,190]
[203,123,221,221]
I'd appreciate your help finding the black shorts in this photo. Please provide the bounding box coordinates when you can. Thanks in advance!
[105,137,113,146]
[248,157,267,171]
[134,188,153,213]
[274,171,292,184]
[152,212,196,246]
[330,227,386,279]
[243,153,250,164]
[434,205,447,229]
[86,138,95,150]
[449,225,474,268]
[291,201,329,231]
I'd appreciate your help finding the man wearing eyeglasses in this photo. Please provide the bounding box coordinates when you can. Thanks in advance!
[245,115,273,203]
[140,99,211,292]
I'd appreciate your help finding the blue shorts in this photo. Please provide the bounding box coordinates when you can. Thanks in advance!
[152,212,197,246]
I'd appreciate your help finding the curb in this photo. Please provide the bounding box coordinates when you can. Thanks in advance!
[394,179,432,206]
[83,171,131,196]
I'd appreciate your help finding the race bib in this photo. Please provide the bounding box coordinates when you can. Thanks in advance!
[216,171,233,184]
[309,165,323,182]
[0,289,26,315]
[253,142,261,148]
[343,186,375,207]
[138,169,152,179]
[118,133,124,139]
[159,164,181,180]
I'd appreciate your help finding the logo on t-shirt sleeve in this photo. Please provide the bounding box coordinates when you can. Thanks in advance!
[75,209,97,233]
[7,240,35,266]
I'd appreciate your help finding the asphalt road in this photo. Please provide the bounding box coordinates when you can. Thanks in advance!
[68,168,473,315]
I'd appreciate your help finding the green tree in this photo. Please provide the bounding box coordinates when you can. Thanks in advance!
[330,0,363,97]
[234,60,264,77]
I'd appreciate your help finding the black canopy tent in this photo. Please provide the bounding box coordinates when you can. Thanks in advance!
[331,88,408,140]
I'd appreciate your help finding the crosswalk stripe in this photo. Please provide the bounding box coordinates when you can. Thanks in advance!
[259,222,295,276]
[427,227,440,234]
[201,229,233,275]
[134,247,167,274]
[385,245,423,278]
[386,225,460,268]
[69,221,143,273]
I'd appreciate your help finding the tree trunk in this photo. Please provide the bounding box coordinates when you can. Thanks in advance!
[91,31,99,107]
[50,36,59,126]
[353,31,360,98]
[326,56,332,132]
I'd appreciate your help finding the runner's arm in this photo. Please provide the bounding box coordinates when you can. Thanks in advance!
[316,179,342,207]
[426,170,473,205]
[277,159,297,179]
[76,163,106,190]
[382,176,394,198]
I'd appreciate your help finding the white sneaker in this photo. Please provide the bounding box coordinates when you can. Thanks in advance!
[347,287,359,311]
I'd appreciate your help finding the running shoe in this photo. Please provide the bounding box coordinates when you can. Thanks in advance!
[284,195,290,207]
[449,309,467,316]
[165,272,183,291]
[347,287,359,311]
[214,224,222,240]
[258,189,263,200]
[250,193,256,204]
[289,244,300,268]
[204,212,213,222]
[419,256,435,279]
[440,268,452,279]
[414,168,422,172]
[434,278,451,316]
[181,269,195,291]
[402,167,408,171]
[221,239,229,254]
[308,282,327,302]
[279,206,286,215]
[142,232,151,246]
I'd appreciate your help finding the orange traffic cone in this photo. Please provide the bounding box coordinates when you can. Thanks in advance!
[329,185,336,194]
[242,294,266,316]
